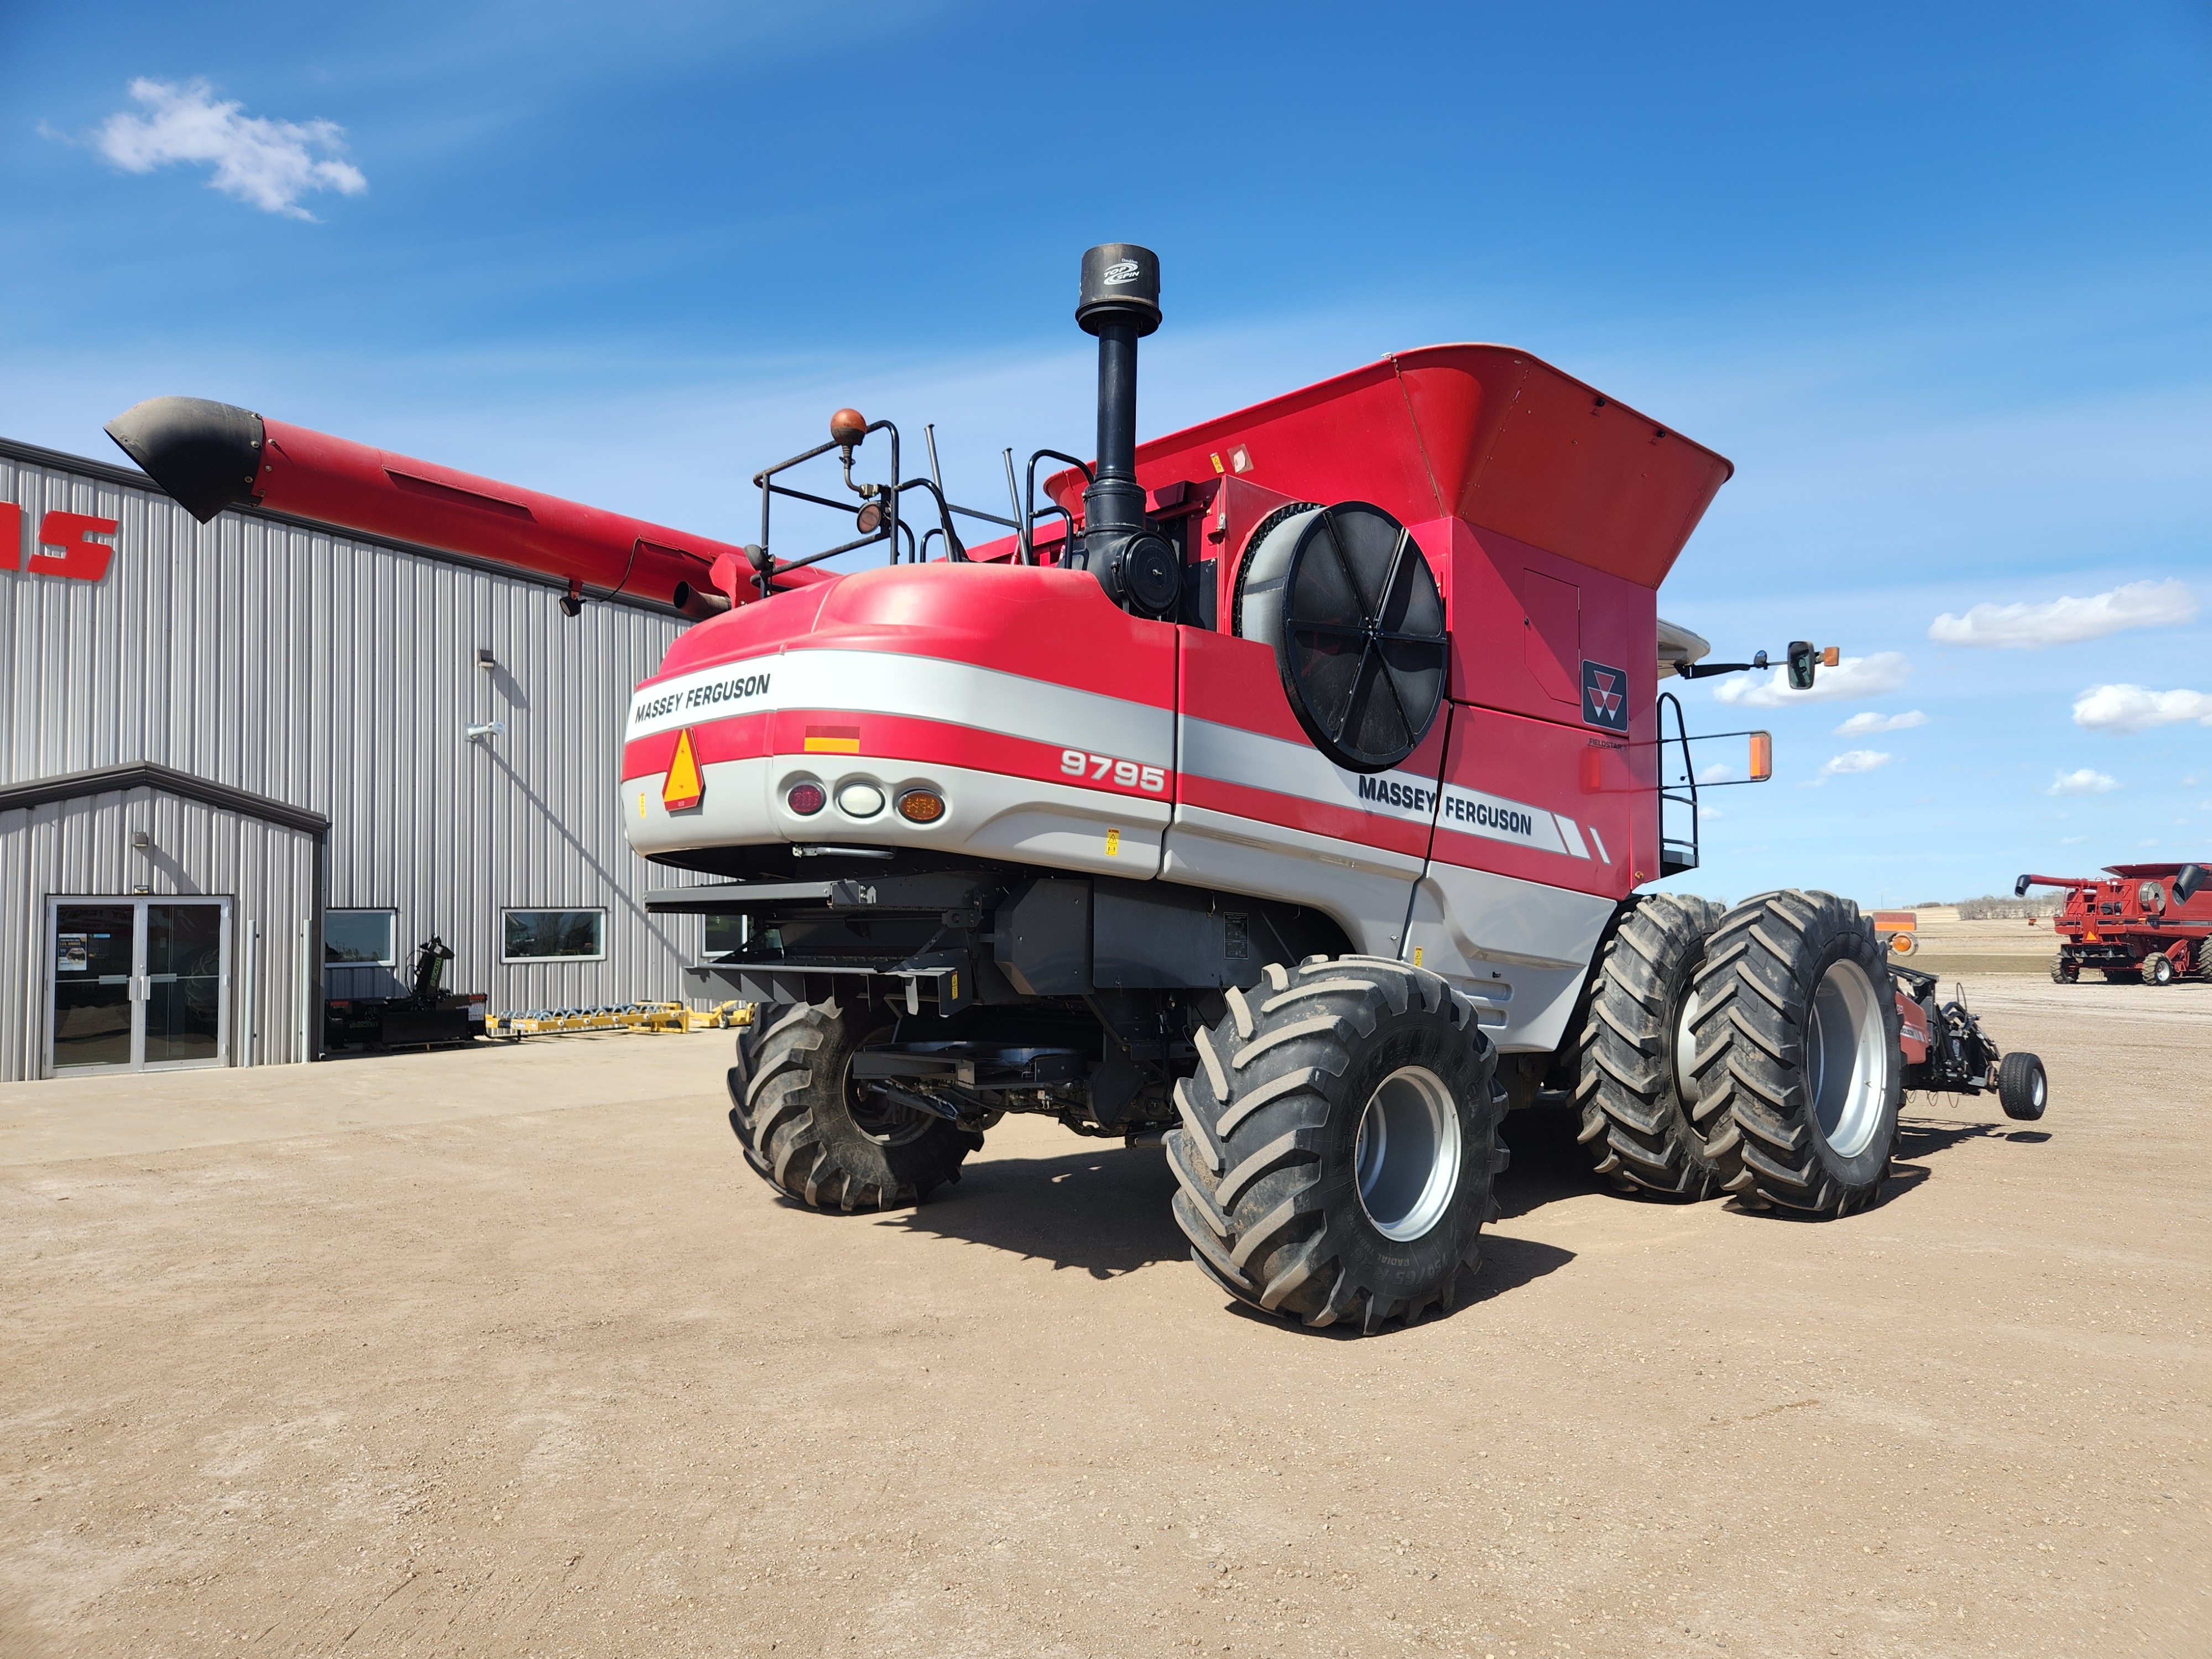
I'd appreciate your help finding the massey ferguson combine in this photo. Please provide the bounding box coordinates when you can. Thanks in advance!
[2018,863,2212,984]
[109,244,2049,1331]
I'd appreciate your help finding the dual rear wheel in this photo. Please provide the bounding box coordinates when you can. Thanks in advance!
[1579,890,1904,1218]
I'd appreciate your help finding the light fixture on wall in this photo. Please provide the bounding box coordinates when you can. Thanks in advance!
[477,647,497,672]
[465,720,507,744]
[131,829,151,851]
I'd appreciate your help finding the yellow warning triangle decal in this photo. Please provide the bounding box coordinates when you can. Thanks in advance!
[662,727,704,811]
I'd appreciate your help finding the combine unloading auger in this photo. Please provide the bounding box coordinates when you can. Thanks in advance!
[104,394,776,618]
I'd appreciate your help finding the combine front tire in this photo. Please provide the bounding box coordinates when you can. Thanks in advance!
[728,1001,979,1211]
[1166,956,1501,1332]
[1575,894,1725,1199]
[1686,891,1903,1217]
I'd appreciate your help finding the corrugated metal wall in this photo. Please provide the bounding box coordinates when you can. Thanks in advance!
[0,785,320,1078]
[2,439,707,1077]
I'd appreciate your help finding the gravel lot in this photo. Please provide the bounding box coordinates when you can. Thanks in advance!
[3,975,2206,1658]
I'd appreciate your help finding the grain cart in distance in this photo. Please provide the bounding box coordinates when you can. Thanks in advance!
[108,244,2046,1330]
[2018,863,2212,984]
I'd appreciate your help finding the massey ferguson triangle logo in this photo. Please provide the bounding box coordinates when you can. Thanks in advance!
[1582,659,1629,733]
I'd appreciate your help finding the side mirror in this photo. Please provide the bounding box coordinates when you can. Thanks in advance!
[2176,864,2209,902]
[1786,641,1818,691]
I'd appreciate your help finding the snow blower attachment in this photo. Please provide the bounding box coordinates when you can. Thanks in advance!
[113,242,2049,1331]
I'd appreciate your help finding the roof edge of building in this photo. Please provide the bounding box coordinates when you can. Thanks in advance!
[0,761,330,836]
[0,433,690,620]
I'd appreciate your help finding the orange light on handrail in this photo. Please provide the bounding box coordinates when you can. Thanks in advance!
[1748,731,1773,782]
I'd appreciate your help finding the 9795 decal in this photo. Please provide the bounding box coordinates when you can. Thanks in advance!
[1061,749,1167,792]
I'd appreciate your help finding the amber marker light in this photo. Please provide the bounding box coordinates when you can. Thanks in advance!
[1748,731,1773,782]
[787,781,826,816]
[896,788,945,823]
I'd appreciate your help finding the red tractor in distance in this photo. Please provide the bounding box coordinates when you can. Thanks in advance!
[108,244,2049,1331]
[2020,863,2212,984]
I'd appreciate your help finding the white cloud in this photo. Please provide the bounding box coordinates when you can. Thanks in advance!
[2060,834,2089,844]
[1927,578,2196,649]
[92,79,366,220]
[2071,684,2212,734]
[1819,749,1893,778]
[1833,709,1929,736]
[2047,768,2120,796]
[1697,761,1734,782]
[1712,651,1911,708]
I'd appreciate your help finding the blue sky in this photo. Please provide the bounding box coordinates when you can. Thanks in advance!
[3,1,2206,904]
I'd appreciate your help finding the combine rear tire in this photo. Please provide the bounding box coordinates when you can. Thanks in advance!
[1998,1052,2048,1121]
[728,1001,979,1211]
[2050,954,2078,984]
[1574,894,1725,1199]
[1166,956,1501,1331]
[1685,891,1902,1217]
[2145,952,2176,987]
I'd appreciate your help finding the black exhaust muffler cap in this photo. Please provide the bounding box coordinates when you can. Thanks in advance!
[1076,243,1161,338]
[105,396,265,523]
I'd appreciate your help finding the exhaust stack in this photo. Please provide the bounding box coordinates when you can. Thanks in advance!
[103,396,784,618]
[1076,244,1180,618]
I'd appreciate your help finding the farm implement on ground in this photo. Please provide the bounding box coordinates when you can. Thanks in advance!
[2018,863,2212,984]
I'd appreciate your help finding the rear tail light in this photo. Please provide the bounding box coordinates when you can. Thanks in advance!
[836,781,886,818]
[896,788,945,823]
[787,781,826,816]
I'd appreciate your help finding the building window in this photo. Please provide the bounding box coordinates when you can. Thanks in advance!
[326,909,398,966]
[503,909,607,963]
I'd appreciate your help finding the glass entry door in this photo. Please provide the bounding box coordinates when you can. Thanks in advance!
[48,898,231,1074]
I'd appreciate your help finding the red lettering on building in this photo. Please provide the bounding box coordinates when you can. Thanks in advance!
[29,512,119,583]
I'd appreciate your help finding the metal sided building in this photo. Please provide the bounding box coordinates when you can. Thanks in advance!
[1,433,700,1083]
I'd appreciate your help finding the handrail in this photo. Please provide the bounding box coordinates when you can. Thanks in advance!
[1657,691,1698,875]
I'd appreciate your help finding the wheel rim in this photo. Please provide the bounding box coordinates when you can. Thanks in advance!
[1673,987,1702,1105]
[1806,958,1889,1158]
[844,1051,938,1146]
[2031,1068,2047,1108]
[1352,1066,1463,1241]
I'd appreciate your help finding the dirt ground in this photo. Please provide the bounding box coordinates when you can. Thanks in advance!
[3,975,2206,1658]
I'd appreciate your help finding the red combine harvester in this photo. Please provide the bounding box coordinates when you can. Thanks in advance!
[108,245,2048,1330]
[2018,864,2212,984]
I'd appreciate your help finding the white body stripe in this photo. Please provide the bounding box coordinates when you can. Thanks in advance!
[1435,781,1577,858]
[631,752,1169,877]
[1180,715,1441,827]
[628,649,1173,765]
